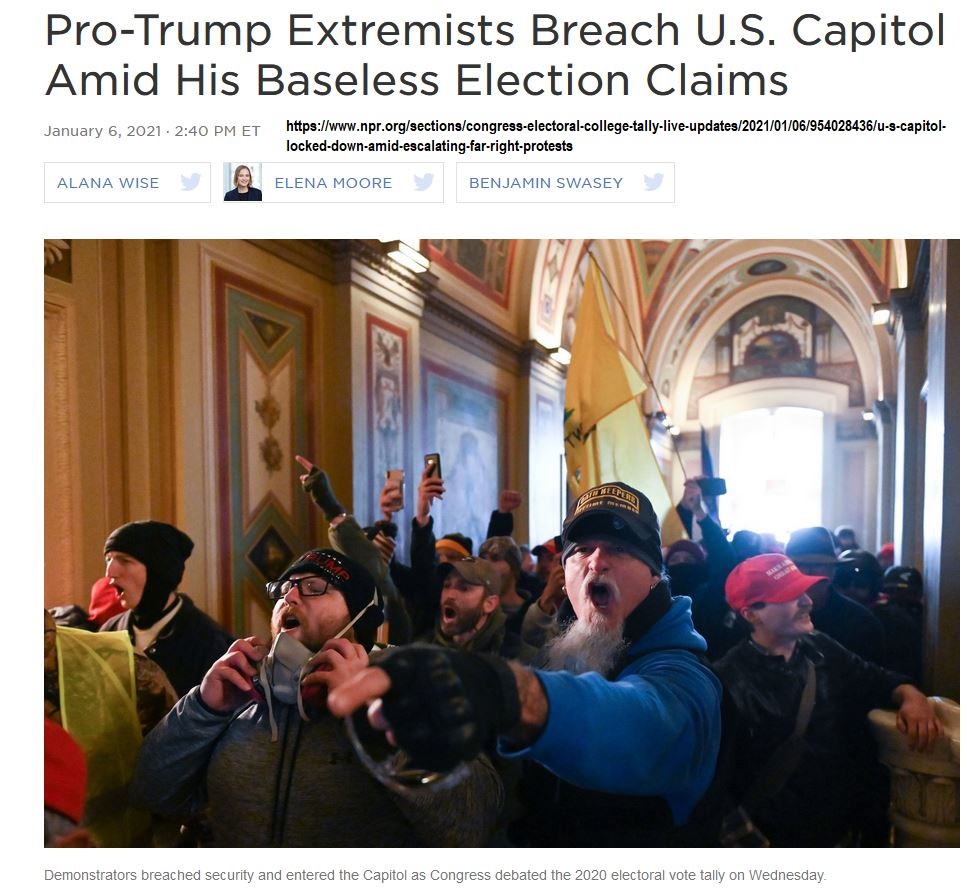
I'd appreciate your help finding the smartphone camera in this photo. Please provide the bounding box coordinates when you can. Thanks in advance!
[697,477,727,497]
[385,469,404,511]
[424,452,442,479]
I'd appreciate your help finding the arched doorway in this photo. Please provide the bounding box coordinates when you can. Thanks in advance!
[640,241,893,547]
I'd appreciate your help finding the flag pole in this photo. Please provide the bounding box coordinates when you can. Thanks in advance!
[586,251,689,483]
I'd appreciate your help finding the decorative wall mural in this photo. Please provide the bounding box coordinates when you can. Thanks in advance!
[687,295,865,417]
[656,245,889,405]
[536,239,571,328]
[847,239,890,294]
[213,269,315,632]
[247,525,294,583]
[422,360,506,552]
[425,239,511,307]
[637,241,673,289]
[667,240,707,282]
[663,265,745,377]
[747,258,788,276]
[367,315,408,537]
[732,296,814,380]
[255,393,283,472]
[743,331,802,364]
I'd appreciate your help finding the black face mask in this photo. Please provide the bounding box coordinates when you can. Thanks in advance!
[667,563,708,596]
[132,571,174,628]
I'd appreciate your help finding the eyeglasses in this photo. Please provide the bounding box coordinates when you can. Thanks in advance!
[266,576,331,601]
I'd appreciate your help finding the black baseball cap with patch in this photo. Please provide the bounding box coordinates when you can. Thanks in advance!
[561,482,663,573]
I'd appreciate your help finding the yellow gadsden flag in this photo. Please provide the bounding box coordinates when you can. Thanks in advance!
[563,265,685,544]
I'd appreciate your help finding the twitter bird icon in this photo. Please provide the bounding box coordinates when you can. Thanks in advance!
[643,173,663,191]
[414,173,434,192]
[181,173,201,191]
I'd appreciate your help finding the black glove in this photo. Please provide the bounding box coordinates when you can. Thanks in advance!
[301,466,346,521]
[373,645,521,772]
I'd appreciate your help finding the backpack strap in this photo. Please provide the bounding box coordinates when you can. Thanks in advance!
[740,658,816,810]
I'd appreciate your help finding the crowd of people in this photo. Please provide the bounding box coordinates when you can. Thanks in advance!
[44,457,946,848]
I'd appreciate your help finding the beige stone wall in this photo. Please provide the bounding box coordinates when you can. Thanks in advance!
[44,239,544,632]
[44,240,344,630]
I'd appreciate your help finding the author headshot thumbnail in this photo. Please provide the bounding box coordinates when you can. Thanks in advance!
[224,165,262,202]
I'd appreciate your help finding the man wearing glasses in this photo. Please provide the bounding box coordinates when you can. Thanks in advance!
[131,549,501,847]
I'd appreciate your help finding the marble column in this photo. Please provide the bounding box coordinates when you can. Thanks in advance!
[868,697,960,846]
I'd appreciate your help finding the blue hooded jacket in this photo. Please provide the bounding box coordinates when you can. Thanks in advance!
[500,595,722,825]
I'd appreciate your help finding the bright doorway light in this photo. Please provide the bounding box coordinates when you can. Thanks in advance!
[717,407,823,545]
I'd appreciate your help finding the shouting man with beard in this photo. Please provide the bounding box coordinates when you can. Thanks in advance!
[329,481,722,846]
[425,557,535,662]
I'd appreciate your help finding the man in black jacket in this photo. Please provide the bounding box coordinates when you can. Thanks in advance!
[715,554,942,846]
[395,467,517,638]
[672,478,744,660]
[100,520,232,696]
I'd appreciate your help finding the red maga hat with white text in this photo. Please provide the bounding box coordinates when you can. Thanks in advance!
[725,554,827,611]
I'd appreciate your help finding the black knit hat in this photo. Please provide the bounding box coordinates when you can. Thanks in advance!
[272,549,383,649]
[561,482,663,573]
[104,521,194,592]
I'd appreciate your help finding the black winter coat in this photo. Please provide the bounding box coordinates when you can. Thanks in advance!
[714,632,908,846]
[101,594,233,697]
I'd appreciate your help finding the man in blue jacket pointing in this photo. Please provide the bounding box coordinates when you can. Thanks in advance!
[331,481,722,846]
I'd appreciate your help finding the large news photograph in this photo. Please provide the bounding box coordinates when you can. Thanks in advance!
[43,238,958,849]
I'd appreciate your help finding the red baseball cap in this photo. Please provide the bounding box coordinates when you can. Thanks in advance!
[531,538,560,557]
[725,554,827,611]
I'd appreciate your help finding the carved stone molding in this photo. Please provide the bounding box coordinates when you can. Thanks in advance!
[422,289,523,373]
[44,240,72,282]
[44,302,76,601]
[890,769,958,827]
[250,239,436,296]
[520,339,567,386]
[869,699,960,847]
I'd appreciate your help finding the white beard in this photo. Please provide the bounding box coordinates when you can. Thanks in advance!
[544,615,627,676]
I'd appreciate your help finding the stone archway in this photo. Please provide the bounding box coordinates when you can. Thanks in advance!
[635,240,896,546]
[644,240,893,426]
